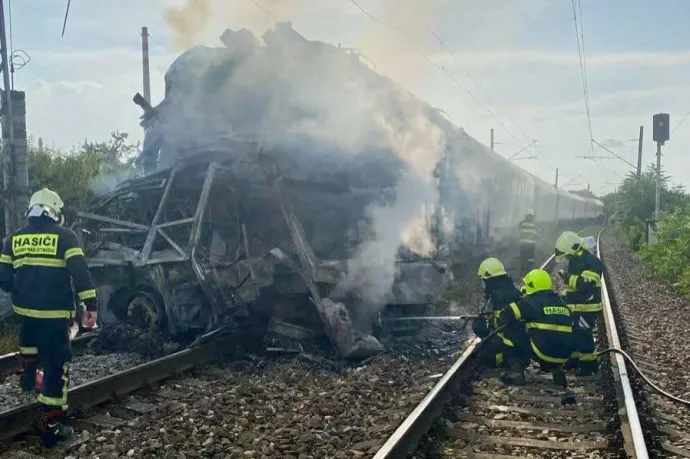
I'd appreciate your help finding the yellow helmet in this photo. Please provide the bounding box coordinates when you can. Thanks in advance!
[521,268,552,294]
[555,231,583,257]
[26,188,64,222]
[477,257,507,279]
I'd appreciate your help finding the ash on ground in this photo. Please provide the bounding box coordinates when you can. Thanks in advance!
[88,324,183,359]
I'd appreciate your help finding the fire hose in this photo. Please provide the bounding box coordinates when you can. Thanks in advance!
[596,347,690,407]
[470,319,690,406]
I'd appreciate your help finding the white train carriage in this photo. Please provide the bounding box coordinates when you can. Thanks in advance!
[436,119,604,243]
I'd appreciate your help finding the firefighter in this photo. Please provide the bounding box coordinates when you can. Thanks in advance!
[555,231,603,376]
[473,258,523,368]
[582,236,597,255]
[0,188,98,447]
[518,209,539,274]
[497,268,577,405]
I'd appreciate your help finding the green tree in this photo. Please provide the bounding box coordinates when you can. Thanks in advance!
[610,164,686,226]
[638,201,690,295]
[27,131,139,222]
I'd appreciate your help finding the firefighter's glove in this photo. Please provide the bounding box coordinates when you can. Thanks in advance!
[82,311,98,329]
[472,318,490,338]
[81,297,99,328]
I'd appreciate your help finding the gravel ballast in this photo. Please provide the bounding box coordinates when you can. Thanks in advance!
[0,352,149,412]
[601,229,690,457]
[416,227,627,458]
[1,234,573,458]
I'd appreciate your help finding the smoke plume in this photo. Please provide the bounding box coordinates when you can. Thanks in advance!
[157,0,456,313]
[354,0,448,89]
[164,0,307,49]
[164,0,213,49]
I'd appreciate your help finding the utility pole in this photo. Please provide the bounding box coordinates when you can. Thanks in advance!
[141,26,151,104]
[0,0,28,236]
[636,126,643,178]
[655,142,661,218]
[652,113,670,221]
[554,168,560,225]
[490,128,494,151]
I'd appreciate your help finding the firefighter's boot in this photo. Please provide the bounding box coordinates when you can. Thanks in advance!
[576,359,599,377]
[561,391,577,405]
[551,366,577,405]
[501,361,526,386]
[39,410,73,448]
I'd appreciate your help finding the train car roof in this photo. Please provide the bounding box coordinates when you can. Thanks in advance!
[427,107,603,207]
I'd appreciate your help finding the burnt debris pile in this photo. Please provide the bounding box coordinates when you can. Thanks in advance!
[88,323,183,359]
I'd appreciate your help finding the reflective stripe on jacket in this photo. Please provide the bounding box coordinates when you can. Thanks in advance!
[499,290,573,363]
[519,220,539,245]
[563,249,603,313]
[0,218,96,318]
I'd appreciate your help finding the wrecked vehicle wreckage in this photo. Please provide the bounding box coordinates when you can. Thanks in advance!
[76,23,456,361]
[76,145,451,361]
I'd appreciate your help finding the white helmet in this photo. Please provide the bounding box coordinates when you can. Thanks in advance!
[26,188,64,222]
[525,208,534,216]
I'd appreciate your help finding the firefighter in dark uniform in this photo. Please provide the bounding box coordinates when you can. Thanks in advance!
[497,268,577,405]
[555,231,603,376]
[472,258,523,368]
[518,209,539,274]
[0,188,98,447]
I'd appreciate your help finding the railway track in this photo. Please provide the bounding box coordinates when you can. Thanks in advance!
[0,223,615,458]
[373,227,650,459]
[0,331,99,375]
[601,231,690,458]
[0,328,237,448]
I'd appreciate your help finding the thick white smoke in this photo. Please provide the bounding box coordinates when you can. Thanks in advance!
[157,2,453,310]
[333,106,446,308]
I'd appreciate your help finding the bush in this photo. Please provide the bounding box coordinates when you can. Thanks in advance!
[624,218,645,251]
[638,204,690,289]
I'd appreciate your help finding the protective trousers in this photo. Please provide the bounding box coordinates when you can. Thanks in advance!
[472,319,507,368]
[509,337,568,389]
[18,316,72,413]
[567,312,599,376]
[519,243,536,274]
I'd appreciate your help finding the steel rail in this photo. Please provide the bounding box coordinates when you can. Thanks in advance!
[0,330,100,374]
[372,224,606,458]
[0,333,234,442]
[597,227,649,458]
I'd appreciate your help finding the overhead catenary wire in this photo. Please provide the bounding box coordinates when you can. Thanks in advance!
[570,0,617,189]
[570,0,593,154]
[61,0,71,37]
[671,111,689,134]
[347,0,531,146]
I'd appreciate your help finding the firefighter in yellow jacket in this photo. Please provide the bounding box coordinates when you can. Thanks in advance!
[472,258,523,368]
[555,231,603,376]
[0,188,98,447]
[518,209,539,274]
[497,268,577,405]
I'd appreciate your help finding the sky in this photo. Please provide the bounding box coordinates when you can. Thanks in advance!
[7,0,690,196]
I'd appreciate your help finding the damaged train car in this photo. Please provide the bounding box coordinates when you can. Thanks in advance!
[75,23,465,359]
[75,22,601,359]
[76,142,451,360]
